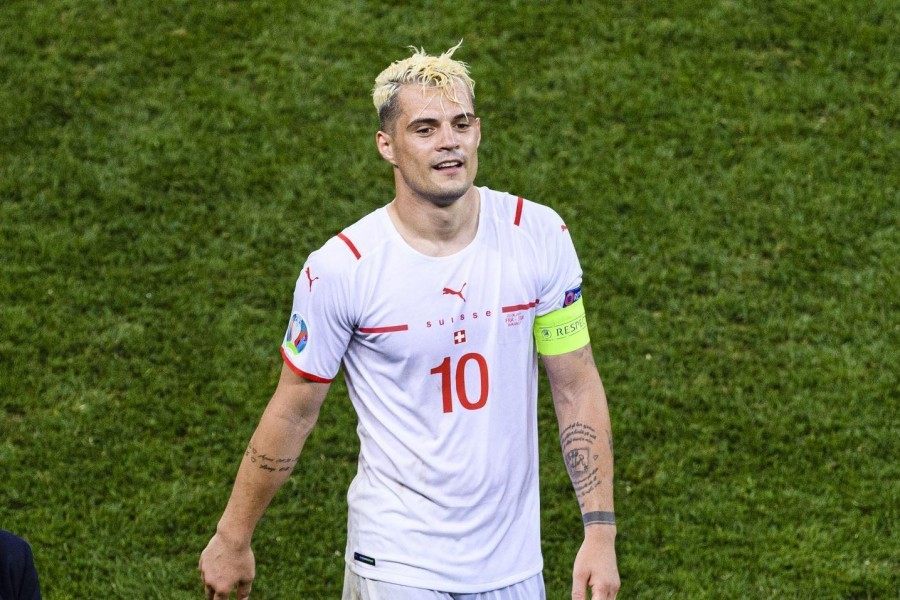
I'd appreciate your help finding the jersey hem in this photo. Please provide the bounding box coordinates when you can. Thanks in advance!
[345,559,544,594]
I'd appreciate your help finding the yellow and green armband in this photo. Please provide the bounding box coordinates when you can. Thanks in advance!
[533,298,591,355]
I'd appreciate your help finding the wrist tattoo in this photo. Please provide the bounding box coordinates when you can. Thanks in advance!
[583,511,615,526]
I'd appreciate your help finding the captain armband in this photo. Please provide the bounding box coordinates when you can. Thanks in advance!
[533,298,591,355]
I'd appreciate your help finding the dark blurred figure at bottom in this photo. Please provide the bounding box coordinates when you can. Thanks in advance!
[0,530,41,600]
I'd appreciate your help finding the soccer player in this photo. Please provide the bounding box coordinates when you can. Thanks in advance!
[200,42,619,600]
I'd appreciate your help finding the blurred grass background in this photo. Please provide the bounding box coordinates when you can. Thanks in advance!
[0,0,897,597]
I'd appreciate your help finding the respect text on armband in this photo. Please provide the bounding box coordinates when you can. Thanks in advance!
[542,313,587,340]
[534,297,589,355]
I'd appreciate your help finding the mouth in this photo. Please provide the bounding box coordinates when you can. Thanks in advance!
[432,159,464,171]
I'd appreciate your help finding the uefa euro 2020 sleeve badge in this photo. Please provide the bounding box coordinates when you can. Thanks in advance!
[284,313,309,355]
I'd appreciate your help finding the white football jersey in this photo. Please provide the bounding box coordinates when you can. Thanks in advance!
[281,186,583,592]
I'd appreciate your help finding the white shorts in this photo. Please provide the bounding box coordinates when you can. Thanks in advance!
[341,565,546,600]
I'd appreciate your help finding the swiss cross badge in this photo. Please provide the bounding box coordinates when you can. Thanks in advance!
[453,330,467,345]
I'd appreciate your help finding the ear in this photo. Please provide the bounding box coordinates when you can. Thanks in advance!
[474,117,482,148]
[376,130,397,166]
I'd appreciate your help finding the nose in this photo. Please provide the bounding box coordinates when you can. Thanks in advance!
[435,123,460,150]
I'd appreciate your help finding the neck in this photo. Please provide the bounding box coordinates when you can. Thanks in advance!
[387,186,480,257]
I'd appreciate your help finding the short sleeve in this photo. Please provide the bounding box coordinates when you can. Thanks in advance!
[280,244,355,382]
[532,206,583,317]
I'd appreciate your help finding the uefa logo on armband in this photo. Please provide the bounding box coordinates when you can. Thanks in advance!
[284,312,309,355]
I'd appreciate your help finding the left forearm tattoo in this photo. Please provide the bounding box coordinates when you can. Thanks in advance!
[560,421,602,508]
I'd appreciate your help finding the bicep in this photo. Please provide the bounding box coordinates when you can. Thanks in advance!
[266,363,331,432]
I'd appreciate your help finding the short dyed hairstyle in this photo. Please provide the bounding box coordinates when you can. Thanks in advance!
[372,40,476,133]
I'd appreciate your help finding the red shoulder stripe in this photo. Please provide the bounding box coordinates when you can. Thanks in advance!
[337,232,361,260]
[514,196,524,226]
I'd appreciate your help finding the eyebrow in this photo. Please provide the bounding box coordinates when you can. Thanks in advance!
[406,112,477,130]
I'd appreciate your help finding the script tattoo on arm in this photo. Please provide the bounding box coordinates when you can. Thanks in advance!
[560,421,602,509]
[245,443,298,474]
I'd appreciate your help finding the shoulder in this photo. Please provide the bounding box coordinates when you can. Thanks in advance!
[0,530,33,559]
[306,207,390,275]
[480,186,568,237]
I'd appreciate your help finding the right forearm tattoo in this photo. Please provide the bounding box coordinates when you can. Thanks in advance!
[245,443,298,473]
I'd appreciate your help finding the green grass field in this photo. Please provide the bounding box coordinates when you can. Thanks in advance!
[1,1,897,597]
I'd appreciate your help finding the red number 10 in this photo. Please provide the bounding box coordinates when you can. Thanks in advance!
[430,353,490,413]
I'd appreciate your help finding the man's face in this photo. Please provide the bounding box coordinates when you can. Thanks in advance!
[377,82,481,206]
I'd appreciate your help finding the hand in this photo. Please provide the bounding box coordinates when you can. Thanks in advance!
[199,532,255,600]
[572,528,620,600]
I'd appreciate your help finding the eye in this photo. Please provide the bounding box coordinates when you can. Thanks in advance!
[416,126,434,135]
[454,121,471,130]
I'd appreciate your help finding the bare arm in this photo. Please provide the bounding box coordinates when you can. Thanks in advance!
[199,364,330,599]
[543,343,619,600]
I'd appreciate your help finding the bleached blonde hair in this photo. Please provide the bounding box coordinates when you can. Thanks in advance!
[372,40,476,132]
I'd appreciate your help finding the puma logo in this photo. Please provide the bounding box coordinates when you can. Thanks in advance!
[305,266,320,291]
[442,282,467,302]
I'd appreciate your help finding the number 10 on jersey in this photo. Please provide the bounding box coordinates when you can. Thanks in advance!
[430,353,489,413]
